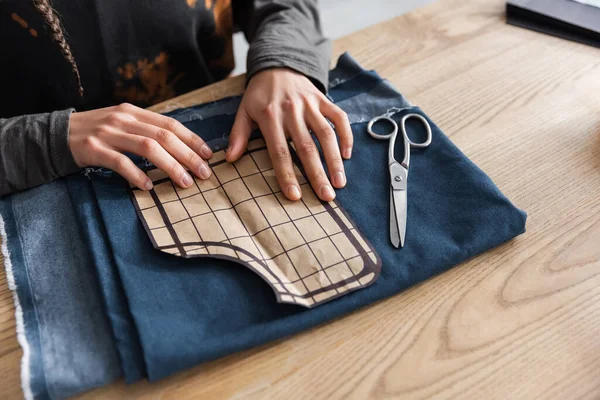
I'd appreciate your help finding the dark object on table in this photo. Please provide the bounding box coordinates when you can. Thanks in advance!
[506,0,600,48]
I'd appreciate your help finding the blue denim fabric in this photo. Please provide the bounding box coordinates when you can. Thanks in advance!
[0,182,121,400]
[0,53,527,399]
[65,176,147,383]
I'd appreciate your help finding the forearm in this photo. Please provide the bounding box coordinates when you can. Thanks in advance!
[235,0,332,92]
[0,109,79,196]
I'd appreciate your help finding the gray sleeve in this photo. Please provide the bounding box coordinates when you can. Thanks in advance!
[234,0,332,93]
[0,109,80,197]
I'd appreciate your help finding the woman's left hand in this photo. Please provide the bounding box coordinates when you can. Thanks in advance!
[225,68,352,202]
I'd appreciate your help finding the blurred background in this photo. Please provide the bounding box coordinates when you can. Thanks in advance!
[231,0,434,75]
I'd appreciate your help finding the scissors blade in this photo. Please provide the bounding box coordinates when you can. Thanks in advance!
[390,190,400,247]
[391,188,407,248]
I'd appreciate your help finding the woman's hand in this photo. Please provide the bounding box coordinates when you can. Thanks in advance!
[226,68,352,202]
[69,103,213,190]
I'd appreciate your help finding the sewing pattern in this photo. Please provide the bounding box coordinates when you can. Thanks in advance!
[131,138,381,307]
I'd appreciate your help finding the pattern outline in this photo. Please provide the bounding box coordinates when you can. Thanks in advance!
[130,139,382,307]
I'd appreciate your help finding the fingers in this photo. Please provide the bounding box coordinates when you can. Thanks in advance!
[118,103,213,159]
[121,119,211,180]
[304,103,346,190]
[101,129,195,189]
[257,116,302,201]
[320,99,353,159]
[286,107,336,202]
[97,146,154,191]
[226,108,253,162]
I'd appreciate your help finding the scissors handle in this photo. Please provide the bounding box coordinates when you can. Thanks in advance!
[367,113,432,168]
[367,116,400,166]
[367,116,397,140]
[400,113,432,170]
[401,114,432,149]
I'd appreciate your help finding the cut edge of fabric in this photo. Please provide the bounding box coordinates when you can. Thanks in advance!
[0,213,33,400]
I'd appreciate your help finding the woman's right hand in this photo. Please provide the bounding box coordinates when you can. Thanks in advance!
[69,103,213,190]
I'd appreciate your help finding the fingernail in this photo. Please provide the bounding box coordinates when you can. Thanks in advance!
[343,148,352,159]
[201,145,213,158]
[334,171,346,187]
[144,180,153,191]
[320,185,335,200]
[197,163,211,179]
[181,172,193,187]
[287,185,301,200]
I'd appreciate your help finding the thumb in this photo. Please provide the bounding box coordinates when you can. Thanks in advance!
[226,107,253,162]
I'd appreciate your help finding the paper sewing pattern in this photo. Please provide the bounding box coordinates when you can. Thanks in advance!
[130,138,381,308]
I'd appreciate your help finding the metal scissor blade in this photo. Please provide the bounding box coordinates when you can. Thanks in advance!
[391,189,407,248]
[390,190,400,248]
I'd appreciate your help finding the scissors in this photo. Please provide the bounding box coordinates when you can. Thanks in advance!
[367,111,432,248]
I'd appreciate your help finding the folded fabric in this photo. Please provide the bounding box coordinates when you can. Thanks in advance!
[0,53,527,400]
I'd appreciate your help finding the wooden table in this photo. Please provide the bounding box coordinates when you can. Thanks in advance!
[2,0,600,398]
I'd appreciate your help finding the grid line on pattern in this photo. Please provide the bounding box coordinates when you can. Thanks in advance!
[230,151,309,295]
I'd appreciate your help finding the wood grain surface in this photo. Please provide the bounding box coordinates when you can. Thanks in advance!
[2,0,600,398]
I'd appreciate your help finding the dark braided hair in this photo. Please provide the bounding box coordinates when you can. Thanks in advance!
[32,0,84,97]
